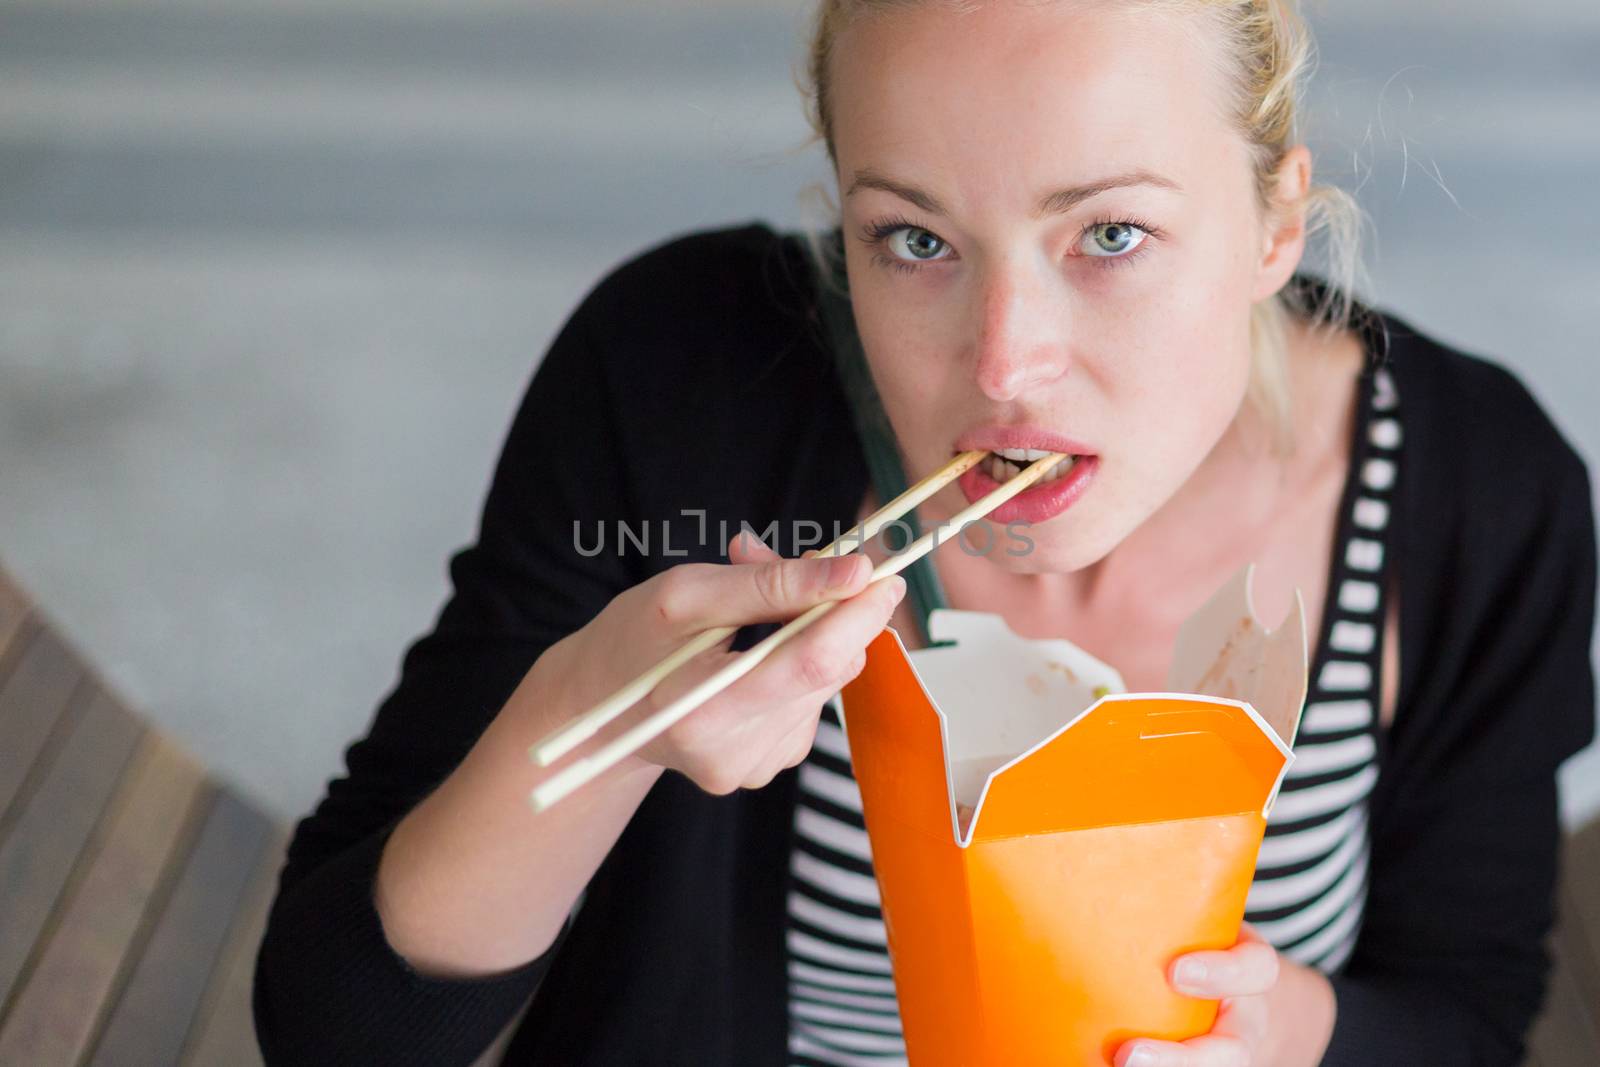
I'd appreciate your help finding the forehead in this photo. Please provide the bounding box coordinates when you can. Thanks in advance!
[829,2,1237,207]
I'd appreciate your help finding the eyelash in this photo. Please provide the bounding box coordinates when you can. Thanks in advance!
[858,214,1162,275]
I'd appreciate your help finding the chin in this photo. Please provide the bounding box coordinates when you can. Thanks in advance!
[972,524,1121,575]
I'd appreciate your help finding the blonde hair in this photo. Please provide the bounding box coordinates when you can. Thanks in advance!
[797,0,1367,450]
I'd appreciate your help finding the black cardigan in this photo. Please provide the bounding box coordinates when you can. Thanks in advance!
[254,223,1597,1066]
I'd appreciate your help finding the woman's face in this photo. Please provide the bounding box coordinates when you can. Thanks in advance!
[830,1,1297,572]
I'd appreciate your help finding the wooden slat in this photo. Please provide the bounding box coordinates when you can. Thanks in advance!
[89,790,274,1066]
[0,567,30,672]
[1523,816,1600,1067]
[0,565,28,625]
[178,832,288,1067]
[0,737,208,1066]
[0,687,144,1009]
[88,790,273,1062]
[0,616,37,696]
[1528,943,1600,1067]
[1558,818,1600,1019]
[0,629,86,821]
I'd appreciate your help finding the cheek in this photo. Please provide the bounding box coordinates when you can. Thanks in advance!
[1102,291,1251,427]
[1110,194,1260,423]
[1095,284,1253,511]
[848,265,967,436]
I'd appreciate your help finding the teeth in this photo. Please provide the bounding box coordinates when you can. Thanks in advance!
[1041,455,1077,482]
[985,451,1079,484]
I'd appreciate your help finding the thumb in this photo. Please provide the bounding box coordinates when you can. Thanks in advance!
[728,527,782,564]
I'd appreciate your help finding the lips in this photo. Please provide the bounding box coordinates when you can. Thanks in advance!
[952,427,1099,524]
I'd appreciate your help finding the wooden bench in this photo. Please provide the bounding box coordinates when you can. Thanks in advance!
[0,564,282,1065]
[1526,811,1600,1067]
[0,563,533,1066]
[0,561,1593,1064]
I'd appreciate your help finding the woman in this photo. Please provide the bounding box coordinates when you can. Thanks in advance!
[254,2,1596,1065]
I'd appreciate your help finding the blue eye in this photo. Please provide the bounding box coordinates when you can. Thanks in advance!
[1080,222,1149,257]
[886,226,951,263]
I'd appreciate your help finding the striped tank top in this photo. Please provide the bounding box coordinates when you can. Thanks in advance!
[783,366,1402,1066]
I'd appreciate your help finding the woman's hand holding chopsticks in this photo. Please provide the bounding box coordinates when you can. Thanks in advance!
[372,530,902,980]
[533,529,905,794]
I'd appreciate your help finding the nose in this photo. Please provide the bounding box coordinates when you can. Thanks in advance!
[970,264,1069,402]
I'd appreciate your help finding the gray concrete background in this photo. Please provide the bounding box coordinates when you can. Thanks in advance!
[0,0,1595,824]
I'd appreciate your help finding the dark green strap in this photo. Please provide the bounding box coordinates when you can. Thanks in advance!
[802,228,953,647]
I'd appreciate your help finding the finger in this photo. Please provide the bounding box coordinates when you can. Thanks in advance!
[734,688,845,779]
[739,575,903,701]
[642,575,897,767]
[723,527,872,613]
[745,701,823,784]
[1116,1035,1248,1067]
[728,528,782,564]
[732,528,848,565]
[778,718,819,769]
[651,551,872,635]
[1209,993,1269,1048]
[1171,937,1280,998]
[660,681,826,793]
[1178,1035,1252,1067]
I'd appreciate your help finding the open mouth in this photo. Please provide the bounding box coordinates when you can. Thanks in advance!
[955,445,1099,524]
[983,449,1079,484]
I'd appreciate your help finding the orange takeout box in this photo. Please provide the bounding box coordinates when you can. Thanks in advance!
[836,567,1309,1066]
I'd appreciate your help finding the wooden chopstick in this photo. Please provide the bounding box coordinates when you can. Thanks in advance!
[530,450,987,767]
[528,451,1067,813]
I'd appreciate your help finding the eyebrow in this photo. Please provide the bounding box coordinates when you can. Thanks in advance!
[845,167,1182,218]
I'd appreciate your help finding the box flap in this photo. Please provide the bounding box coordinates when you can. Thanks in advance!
[1165,564,1309,749]
[970,694,1291,843]
[911,610,1124,806]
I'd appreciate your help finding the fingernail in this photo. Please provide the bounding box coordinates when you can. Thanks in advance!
[1125,1045,1158,1067]
[826,554,866,588]
[883,575,907,603]
[1174,958,1208,990]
